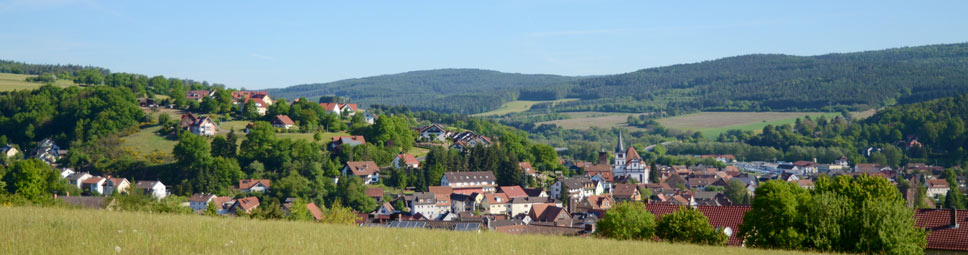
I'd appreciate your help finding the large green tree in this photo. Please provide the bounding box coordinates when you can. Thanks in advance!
[655,207,727,245]
[595,202,656,240]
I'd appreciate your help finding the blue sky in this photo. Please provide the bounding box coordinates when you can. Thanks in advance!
[1,1,966,89]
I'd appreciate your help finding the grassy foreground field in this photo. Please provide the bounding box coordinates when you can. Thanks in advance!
[473,98,578,117]
[0,73,75,91]
[0,206,805,255]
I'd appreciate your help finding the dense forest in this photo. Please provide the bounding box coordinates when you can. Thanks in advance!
[266,69,580,114]
[269,43,968,115]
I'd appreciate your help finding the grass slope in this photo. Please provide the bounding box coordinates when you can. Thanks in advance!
[536,112,651,130]
[472,98,578,117]
[0,206,805,255]
[0,73,75,91]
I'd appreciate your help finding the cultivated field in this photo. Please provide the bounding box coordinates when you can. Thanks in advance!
[473,98,578,117]
[0,73,75,91]
[656,111,847,138]
[536,112,651,130]
[0,206,805,255]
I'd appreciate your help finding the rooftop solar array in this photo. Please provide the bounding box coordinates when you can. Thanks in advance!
[453,223,481,231]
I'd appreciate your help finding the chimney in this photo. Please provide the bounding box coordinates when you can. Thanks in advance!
[953,208,960,229]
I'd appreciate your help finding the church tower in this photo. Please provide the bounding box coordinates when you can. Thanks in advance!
[614,130,626,167]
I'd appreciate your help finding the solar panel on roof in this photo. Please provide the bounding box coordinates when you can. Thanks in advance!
[413,222,427,228]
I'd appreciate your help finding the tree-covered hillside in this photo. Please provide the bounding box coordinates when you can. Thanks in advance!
[561,43,968,112]
[266,69,580,114]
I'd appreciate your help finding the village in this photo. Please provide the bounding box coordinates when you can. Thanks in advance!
[1,88,964,253]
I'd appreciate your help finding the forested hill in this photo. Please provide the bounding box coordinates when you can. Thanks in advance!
[265,69,580,114]
[560,42,968,113]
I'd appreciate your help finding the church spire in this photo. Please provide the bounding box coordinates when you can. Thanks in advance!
[616,130,625,153]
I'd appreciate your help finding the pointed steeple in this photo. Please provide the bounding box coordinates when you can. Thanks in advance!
[615,130,625,153]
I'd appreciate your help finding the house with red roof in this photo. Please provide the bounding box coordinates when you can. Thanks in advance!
[319,102,358,116]
[233,197,260,214]
[926,179,951,198]
[392,153,420,169]
[185,90,214,102]
[271,115,295,130]
[518,162,537,176]
[915,208,967,253]
[238,179,271,193]
[644,204,751,246]
[330,136,366,150]
[342,161,381,185]
[498,186,529,199]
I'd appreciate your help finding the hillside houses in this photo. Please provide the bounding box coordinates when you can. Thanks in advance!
[239,179,271,193]
[319,102,358,116]
[331,135,366,149]
[271,115,295,130]
[450,131,492,150]
[416,124,454,142]
[392,153,420,169]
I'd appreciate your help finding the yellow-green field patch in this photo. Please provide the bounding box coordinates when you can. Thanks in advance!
[536,111,650,130]
[657,111,851,138]
[0,73,75,91]
[473,98,578,117]
[0,206,809,255]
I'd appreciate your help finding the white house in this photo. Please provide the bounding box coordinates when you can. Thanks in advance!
[441,171,497,193]
[238,179,271,193]
[190,117,218,136]
[68,172,92,189]
[416,124,452,142]
[410,192,445,220]
[58,168,75,179]
[136,181,167,199]
[189,193,217,211]
[926,179,951,198]
[509,197,556,218]
[82,177,106,195]
[343,161,381,185]
[1,144,18,159]
[481,193,511,215]
[551,177,604,200]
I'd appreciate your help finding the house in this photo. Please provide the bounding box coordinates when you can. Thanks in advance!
[233,197,261,214]
[271,115,295,130]
[103,177,130,196]
[189,193,218,211]
[583,164,614,182]
[239,179,271,193]
[794,179,815,189]
[343,161,381,185]
[518,162,537,176]
[81,177,106,195]
[510,197,556,217]
[926,179,951,198]
[450,131,492,150]
[306,202,324,221]
[482,193,511,215]
[180,113,199,129]
[58,168,75,179]
[416,124,453,142]
[185,90,214,102]
[450,192,484,214]
[374,202,395,216]
[231,91,269,102]
[32,138,64,165]
[410,192,446,220]
[499,186,529,199]
[1,144,18,159]
[242,94,272,116]
[392,153,420,169]
[68,172,92,189]
[364,111,378,125]
[528,204,573,227]
[330,136,366,149]
[612,183,641,202]
[441,171,497,194]
[855,163,891,173]
[366,187,385,201]
[135,181,167,199]
[576,195,614,213]
[190,117,218,136]
[551,177,604,201]
[793,160,818,175]
[319,103,358,116]
[212,196,236,215]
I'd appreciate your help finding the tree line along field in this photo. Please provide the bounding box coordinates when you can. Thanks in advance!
[0,73,75,91]
[0,206,809,255]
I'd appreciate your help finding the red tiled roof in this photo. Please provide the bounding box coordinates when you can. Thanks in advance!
[235,197,260,212]
[365,187,384,198]
[320,103,341,111]
[331,135,366,144]
[428,186,454,197]
[398,153,419,165]
[307,202,324,221]
[345,161,380,176]
[916,209,968,251]
[498,186,528,199]
[927,179,950,188]
[485,193,510,204]
[81,177,104,185]
[272,115,295,125]
[518,162,536,174]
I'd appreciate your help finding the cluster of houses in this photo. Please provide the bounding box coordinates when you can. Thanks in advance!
[415,124,493,151]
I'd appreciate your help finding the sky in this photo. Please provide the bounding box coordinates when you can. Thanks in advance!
[1,1,966,89]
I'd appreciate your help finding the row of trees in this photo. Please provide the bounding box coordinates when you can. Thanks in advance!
[595,202,727,245]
